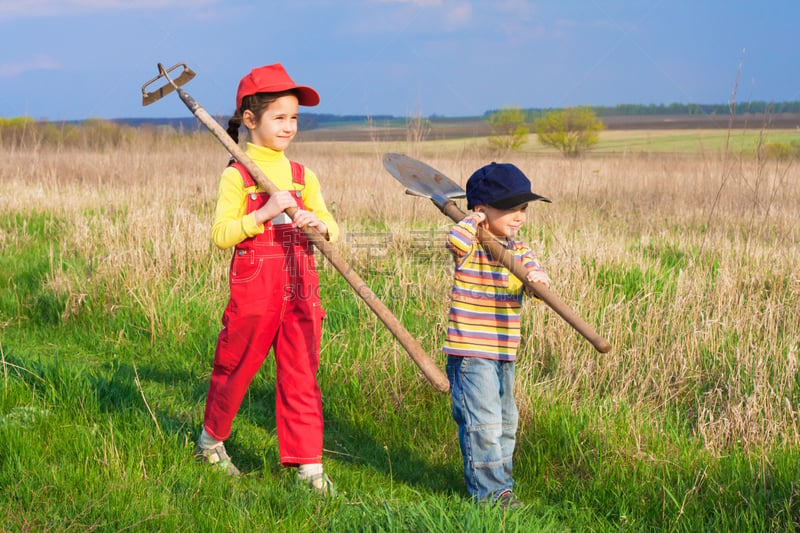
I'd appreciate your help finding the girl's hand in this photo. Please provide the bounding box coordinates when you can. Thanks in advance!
[472,211,487,228]
[526,269,551,288]
[292,209,328,237]
[254,191,296,225]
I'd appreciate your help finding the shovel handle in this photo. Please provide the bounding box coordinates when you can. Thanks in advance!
[174,88,450,392]
[440,200,611,353]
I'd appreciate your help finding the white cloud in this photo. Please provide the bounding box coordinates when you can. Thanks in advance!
[0,0,215,21]
[375,0,443,6]
[356,0,471,32]
[443,1,470,29]
[495,0,533,14]
[0,54,61,77]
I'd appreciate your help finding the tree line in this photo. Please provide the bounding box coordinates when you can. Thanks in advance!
[484,101,800,121]
[486,105,800,158]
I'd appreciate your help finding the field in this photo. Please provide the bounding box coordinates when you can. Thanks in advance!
[298,112,800,143]
[1,126,799,531]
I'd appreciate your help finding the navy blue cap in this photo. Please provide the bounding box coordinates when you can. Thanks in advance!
[466,162,550,209]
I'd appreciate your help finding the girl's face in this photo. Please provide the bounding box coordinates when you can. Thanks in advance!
[478,204,529,238]
[244,93,300,151]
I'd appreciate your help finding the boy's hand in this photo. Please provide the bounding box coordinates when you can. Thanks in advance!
[526,269,551,288]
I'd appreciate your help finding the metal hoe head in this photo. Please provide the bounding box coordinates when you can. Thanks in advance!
[382,153,466,209]
[141,63,196,106]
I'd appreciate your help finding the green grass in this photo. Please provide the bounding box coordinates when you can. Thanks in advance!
[320,129,800,158]
[573,130,800,155]
[2,209,800,532]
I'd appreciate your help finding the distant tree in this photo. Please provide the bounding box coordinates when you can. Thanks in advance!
[487,106,529,152]
[760,140,800,160]
[534,107,605,157]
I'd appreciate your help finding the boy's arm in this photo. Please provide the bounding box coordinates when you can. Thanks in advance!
[519,245,551,292]
[446,212,483,259]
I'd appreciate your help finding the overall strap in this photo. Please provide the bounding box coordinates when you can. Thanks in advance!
[228,160,305,188]
[229,161,256,188]
[290,160,305,187]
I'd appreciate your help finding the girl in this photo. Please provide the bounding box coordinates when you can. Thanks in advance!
[195,63,339,496]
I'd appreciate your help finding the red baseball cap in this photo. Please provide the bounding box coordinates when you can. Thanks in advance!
[235,63,320,111]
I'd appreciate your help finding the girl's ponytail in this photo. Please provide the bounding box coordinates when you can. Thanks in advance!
[227,111,242,144]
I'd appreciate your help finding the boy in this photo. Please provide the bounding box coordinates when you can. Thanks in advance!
[443,162,551,509]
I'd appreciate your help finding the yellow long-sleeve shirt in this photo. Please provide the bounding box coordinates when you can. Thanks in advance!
[211,143,339,250]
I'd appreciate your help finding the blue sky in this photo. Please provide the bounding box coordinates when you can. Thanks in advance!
[1,0,797,121]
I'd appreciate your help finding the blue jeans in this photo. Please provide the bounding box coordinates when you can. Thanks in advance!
[446,355,518,502]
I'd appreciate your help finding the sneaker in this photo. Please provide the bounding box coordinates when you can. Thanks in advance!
[194,443,241,477]
[495,490,524,510]
[298,471,336,497]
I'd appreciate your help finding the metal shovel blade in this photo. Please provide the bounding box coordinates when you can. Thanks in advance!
[141,63,196,106]
[382,153,465,209]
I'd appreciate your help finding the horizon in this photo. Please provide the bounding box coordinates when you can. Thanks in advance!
[31,99,800,127]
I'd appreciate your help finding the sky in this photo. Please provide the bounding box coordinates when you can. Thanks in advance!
[1,0,798,121]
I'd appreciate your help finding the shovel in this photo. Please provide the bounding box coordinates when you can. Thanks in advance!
[140,63,450,393]
[382,152,611,354]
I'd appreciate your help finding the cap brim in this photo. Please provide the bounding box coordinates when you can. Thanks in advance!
[237,84,320,110]
[294,86,320,107]
[489,192,551,209]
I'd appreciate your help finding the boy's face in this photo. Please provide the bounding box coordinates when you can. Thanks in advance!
[477,204,529,238]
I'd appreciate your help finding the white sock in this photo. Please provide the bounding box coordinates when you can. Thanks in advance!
[297,463,323,478]
[197,429,222,450]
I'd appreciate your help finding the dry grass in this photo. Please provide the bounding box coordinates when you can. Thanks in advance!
[2,132,798,453]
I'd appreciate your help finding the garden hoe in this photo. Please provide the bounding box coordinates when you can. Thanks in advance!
[382,152,611,354]
[140,63,450,393]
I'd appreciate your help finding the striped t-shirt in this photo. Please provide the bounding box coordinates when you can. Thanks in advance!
[442,213,547,361]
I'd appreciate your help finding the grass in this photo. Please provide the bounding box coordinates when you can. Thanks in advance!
[298,126,800,158]
[585,129,800,155]
[1,128,799,531]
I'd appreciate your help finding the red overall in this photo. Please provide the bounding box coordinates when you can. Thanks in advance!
[203,161,325,466]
